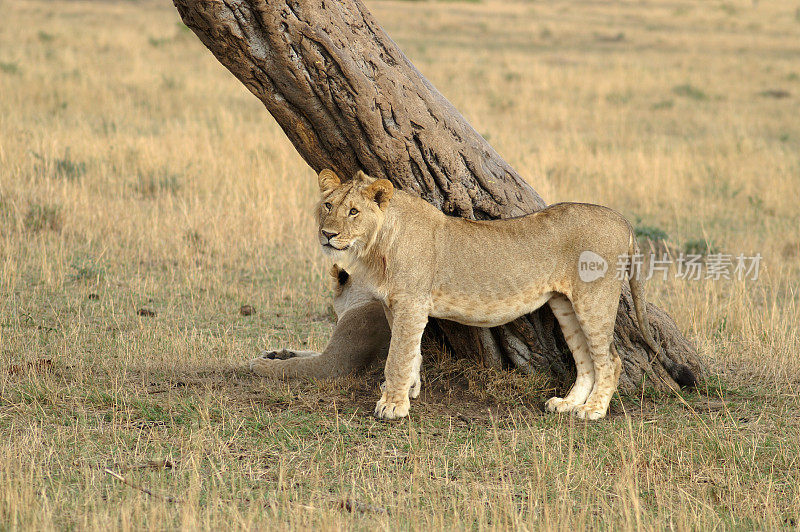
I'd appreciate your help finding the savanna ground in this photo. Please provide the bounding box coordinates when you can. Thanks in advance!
[1,0,799,529]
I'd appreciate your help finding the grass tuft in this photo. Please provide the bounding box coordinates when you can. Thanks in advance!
[672,83,709,101]
[635,224,669,242]
[70,257,106,282]
[33,149,87,181]
[23,203,62,232]
[683,238,718,256]
[0,61,19,74]
[133,170,182,198]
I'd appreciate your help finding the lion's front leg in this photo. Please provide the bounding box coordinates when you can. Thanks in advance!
[374,303,428,420]
[379,304,422,400]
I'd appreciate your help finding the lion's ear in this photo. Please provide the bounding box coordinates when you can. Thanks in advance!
[365,179,394,210]
[318,169,341,192]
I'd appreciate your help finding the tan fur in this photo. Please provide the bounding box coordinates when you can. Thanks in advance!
[249,265,390,379]
[311,169,657,421]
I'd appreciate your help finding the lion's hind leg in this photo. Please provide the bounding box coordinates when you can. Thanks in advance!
[545,293,596,414]
[570,296,621,421]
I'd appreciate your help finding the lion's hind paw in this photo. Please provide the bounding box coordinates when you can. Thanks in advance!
[574,404,607,421]
[545,396,581,414]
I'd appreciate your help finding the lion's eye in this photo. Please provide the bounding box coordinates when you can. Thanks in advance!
[349,208,359,216]
[323,202,332,210]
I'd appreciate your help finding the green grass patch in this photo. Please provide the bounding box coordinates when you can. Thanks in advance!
[673,84,709,101]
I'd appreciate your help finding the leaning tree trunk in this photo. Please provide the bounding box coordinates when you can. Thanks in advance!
[172,0,703,392]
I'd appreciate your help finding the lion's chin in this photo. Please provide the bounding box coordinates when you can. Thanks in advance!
[321,243,351,258]
[322,243,363,271]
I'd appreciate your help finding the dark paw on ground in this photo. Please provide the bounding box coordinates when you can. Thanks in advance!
[264,349,296,360]
[137,307,156,317]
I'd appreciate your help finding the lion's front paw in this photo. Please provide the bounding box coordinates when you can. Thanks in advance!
[574,404,607,421]
[374,393,410,420]
[545,396,580,413]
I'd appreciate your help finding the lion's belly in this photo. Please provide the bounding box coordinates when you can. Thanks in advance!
[429,287,554,328]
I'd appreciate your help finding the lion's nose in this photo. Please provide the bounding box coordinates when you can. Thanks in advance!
[321,230,338,241]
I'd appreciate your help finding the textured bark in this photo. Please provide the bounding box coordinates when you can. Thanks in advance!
[173,0,704,392]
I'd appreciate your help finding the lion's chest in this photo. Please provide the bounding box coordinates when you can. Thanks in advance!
[429,284,554,328]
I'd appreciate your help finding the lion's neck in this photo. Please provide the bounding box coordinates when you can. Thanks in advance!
[345,193,412,296]
[340,191,442,299]
[347,218,395,298]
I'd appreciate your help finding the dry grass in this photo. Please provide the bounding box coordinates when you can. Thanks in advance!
[1,0,799,529]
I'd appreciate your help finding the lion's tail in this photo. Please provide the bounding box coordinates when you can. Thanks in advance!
[626,231,697,388]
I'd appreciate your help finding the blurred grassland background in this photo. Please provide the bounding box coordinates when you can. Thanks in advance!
[1,0,799,529]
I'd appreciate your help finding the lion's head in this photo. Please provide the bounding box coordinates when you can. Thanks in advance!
[316,169,394,261]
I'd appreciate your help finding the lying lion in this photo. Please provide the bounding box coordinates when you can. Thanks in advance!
[252,264,390,379]
[252,169,687,421]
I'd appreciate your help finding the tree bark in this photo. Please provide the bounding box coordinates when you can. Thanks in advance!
[172,0,703,392]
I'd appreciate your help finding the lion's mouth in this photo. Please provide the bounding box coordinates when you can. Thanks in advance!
[323,243,349,251]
